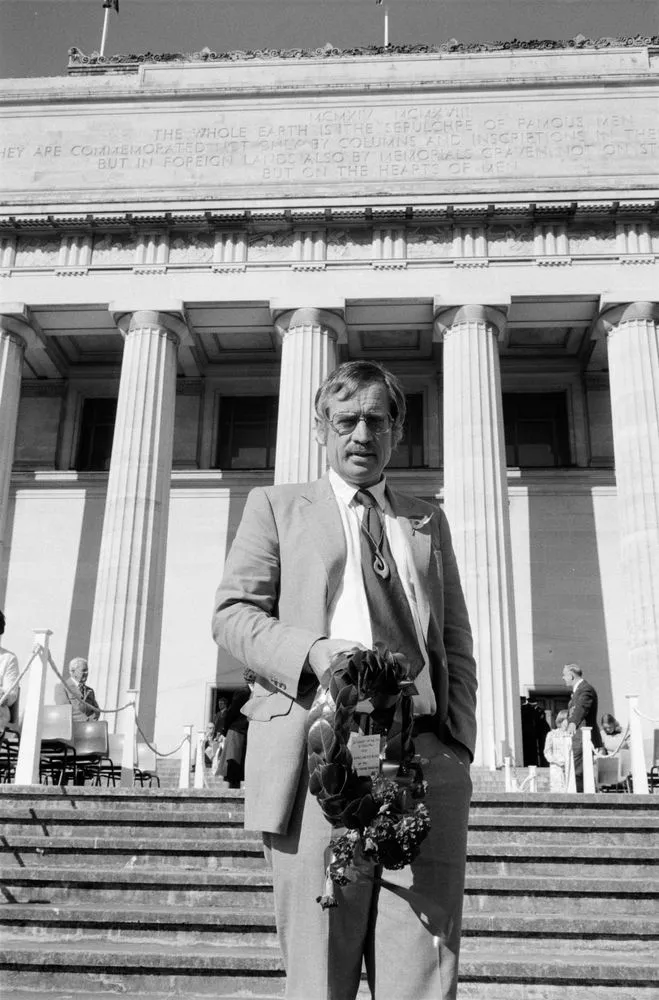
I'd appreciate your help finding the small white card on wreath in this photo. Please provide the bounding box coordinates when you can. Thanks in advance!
[348,733,381,776]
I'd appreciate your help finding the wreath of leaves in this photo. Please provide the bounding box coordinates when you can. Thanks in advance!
[306,643,431,908]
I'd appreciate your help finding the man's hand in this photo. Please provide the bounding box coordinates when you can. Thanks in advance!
[307,638,362,688]
[567,722,577,737]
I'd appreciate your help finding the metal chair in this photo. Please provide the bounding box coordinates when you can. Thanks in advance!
[648,729,659,794]
[0,693,20,783]
[97,732,124,787]
[596,749,632,793]
[134,742,160,787]
[40,704,77,785]
[72,720,110,786]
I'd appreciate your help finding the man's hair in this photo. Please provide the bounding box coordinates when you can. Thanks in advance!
[555,709,568,725]
[0,610,4,636]
[314,361,406,442]
[564,663,582,678]
[69,657,88,676]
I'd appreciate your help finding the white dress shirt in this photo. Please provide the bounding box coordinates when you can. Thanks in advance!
[327,469,436,716]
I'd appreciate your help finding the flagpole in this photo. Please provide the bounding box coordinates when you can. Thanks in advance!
[384,5,389,47]
[100,5,110,55]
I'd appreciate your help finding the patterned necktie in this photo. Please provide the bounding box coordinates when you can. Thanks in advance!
[355,489,425,678]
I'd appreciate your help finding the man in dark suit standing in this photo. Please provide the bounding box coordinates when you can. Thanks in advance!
[563,663,602,792]
[213,360,476,1000]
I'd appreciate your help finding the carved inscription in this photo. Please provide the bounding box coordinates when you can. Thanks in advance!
[1,96,657,199]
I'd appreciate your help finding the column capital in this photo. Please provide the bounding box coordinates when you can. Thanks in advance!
[272,307,347,344]
[592,301,659,340]
[110,303,190,347]
[0,303,34,352]
[433,304,508,342]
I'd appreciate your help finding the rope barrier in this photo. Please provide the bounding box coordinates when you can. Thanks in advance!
[633,707,659,723]
[598,725,631,758]
[0,648,39,708]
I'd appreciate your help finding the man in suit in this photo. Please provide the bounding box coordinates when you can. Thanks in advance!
[562,663,602,792]
[54,657,101,722]
[213,360,476,1000]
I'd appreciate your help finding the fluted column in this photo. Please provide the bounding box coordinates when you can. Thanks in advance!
[0,315,27,569]
[87,309,184,740]
[273,308,346,484]
[435,305,521,768]
[594,302,659,726]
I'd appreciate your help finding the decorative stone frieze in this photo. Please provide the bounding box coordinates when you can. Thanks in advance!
[248,229,294,261]
[87,307,186,739]
[169,232,214,264]
[406,227,453,259]
[593,300,659,721]
[14,237,60,267]
[273,307,345,484]
[92,232,137,264]
[434,303,521,768]
[326,229,372,260]
[487,224,534,257]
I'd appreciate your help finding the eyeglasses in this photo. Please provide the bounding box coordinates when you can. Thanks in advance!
[326,411,394,436]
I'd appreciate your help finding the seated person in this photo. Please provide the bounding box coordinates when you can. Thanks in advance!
[543,709,572,792]
[599,713,630,755]
[54,657,101,722]
[0,610,20,732]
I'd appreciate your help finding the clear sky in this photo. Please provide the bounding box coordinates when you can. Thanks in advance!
[1,0,658,80]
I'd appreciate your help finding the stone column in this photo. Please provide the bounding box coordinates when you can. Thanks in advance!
[0,315,27,569]
[87,309,185,741]
[273,308,345,484]
[594,301,659,729]
[435,305,521,768]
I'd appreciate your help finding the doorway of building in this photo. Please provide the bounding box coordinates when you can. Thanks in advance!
[520,690,570,766]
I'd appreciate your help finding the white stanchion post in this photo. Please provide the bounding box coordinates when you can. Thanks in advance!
[528,765,537,793]
[566,739,577,793]
[119,689,138,788]
[179,725,193,789]
[504,756,513,792]
[14,629,52,785]
[582,727,595,794]
[626,695,649,794]
[193,731,205,789]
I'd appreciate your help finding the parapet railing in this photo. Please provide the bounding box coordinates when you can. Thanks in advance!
[2,628,208,790]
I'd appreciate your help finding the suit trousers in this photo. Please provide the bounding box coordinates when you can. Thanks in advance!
[262,733,472,1000]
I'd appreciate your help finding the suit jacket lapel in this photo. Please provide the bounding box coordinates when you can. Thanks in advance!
[300,475,346,609]
[387,486,433,638]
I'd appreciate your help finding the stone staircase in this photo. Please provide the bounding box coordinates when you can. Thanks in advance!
[0,785,657,1000]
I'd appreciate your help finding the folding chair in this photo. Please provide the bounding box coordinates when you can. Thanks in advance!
[72,720,110,786]
[97,732,124,787]
[0,693,20,783]
[134,742,160,787]
[596,751,632,793]
[648,729,659,793]
[40,704,76,785]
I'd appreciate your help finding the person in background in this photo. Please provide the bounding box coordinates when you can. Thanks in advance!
[217,685,250,789]
[54,657,101,722]
[0,610,20,731]
[599,713,630,755]
[543,709,571,792]
[562,663,602,792]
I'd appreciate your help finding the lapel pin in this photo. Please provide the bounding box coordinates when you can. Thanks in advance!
[410,513,434,534]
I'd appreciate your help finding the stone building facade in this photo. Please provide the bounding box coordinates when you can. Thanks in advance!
[1,43,657,766]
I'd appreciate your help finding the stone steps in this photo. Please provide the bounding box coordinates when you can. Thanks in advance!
[1,786,657,998]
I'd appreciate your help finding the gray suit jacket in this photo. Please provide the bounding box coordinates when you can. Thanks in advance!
[212,474,477,835]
